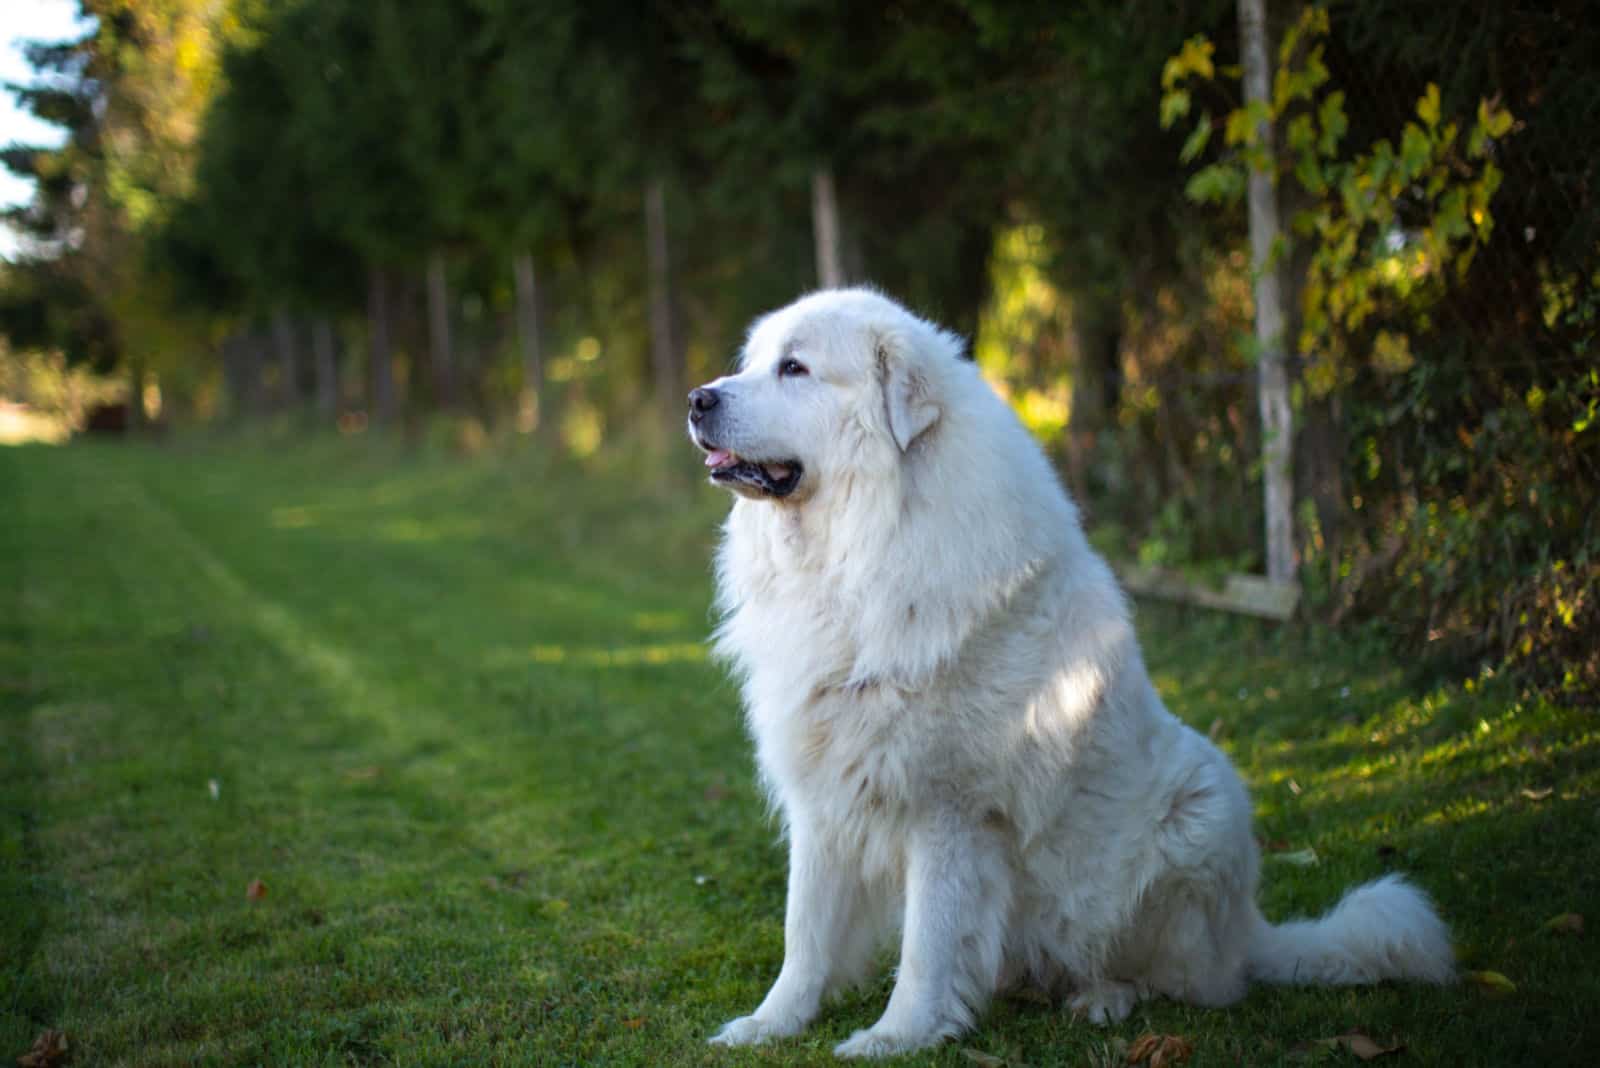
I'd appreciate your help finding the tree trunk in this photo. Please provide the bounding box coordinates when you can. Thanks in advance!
[1240,0,1296,585]
[513,250,545,433]
[811,165,844,289]
[221,334,246,419]
[645,177,682,411]
[1065,306,1123,498]
[426,249,455,408]
[242,332,268,418]
[313,317,339,418]
[271,308,299,411]
[368,266,397,424]
[127,355,147,432]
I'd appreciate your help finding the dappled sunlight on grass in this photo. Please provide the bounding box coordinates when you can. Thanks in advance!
[632,610,688,633]
[485,642,708,669]
[374,516,486,544]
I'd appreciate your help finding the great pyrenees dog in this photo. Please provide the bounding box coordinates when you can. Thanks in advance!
[687,288,1453,1058]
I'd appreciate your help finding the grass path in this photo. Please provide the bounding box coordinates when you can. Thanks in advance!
[3,439,1597,1065]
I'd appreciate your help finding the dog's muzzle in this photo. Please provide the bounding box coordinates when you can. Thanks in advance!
[686,385,803,499]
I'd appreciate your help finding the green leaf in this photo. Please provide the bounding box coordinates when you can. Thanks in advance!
[1161,35,1215,90]
[1317,90,1348,157]
[1185,163,1245,205]
[1160,88,1191,130]
[1179,116,1212,163]
[1479,97,1514,139]
[1416,82,1441,128]
[1286,112,1316,154]
[1225,101,1270,148]
[1293,151,1328,196]
[1399,123,1432,180]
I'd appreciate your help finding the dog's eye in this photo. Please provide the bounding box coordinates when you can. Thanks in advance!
[778,357,809,378]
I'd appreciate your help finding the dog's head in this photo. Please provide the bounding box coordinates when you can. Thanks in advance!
[686,289,964,502]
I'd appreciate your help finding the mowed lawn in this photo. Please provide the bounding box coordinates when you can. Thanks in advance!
[3,437,1597,1067]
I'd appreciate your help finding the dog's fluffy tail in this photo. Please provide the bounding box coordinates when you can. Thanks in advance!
[1247,874,1454,986]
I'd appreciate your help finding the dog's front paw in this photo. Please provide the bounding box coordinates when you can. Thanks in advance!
[1068,980,1138,1025]
[833,1025,943,1059]
[708,1012,805,1047]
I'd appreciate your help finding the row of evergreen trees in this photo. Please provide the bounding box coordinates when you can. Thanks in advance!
[3,1,1597,692]
[3,0,1239,428]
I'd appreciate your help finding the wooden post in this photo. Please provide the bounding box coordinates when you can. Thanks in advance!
[811,165,844,289]
[1239,0,1296,584]
[368,266,396,424]
[127,355,147,431]
[513,250,543,432]
[426,249,456,408]
[313,317,339,418]
[271,309,299,410]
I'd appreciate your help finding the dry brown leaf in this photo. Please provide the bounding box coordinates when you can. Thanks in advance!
[622,1017,645,1030]
[246,878,267,901]
[17,1029,69,1068]
[1313,1031,1404,1061]
[1543,912,1583,935]
[1126,1032,1193,1068]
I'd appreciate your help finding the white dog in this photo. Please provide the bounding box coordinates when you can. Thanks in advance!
[687,289,1453,1058]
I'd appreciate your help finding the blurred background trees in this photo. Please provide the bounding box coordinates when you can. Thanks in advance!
[2,0,1595,694]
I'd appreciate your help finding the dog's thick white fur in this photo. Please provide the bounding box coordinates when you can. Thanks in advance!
[688,289,1453,1058]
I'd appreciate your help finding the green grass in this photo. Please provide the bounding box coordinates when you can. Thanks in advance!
[3,435,1597,1066]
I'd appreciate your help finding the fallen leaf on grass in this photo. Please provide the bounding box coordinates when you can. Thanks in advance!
[961,1050,1007,1067]
[246,878,267,901]
[1126,1032,1193,1067]
[1466,969,1516,994]
[17,1029,69,1067]
[1308,1032,1403,1061]
[1542,912,1583,935]
[341,765,383,783]
[1269,847,1319,867]
[622,1018,645,1030]
[1519,786,1552,801]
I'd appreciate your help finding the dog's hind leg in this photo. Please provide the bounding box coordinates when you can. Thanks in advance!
[711,816,870,1047]
[834,810,1013,1058]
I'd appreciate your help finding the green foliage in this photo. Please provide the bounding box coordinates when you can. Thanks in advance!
[1158,4,1599,699]
[1161,6,1515,393]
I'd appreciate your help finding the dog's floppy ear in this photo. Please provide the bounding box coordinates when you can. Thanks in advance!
[876,339,940,452]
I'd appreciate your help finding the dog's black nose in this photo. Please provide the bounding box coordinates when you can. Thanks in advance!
[688,387,720,422]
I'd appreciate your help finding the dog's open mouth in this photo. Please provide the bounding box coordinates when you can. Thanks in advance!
[702,447,803,498]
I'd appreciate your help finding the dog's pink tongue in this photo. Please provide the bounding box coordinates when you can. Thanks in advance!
[704,449,733,468]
